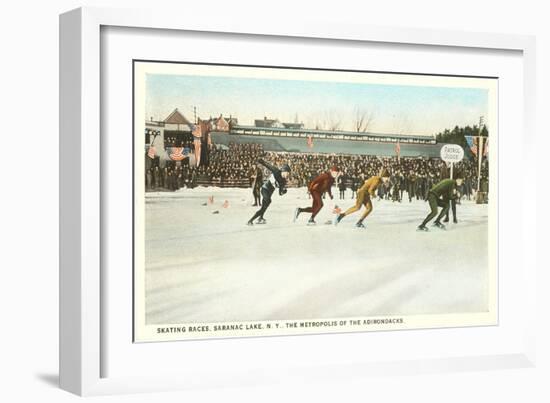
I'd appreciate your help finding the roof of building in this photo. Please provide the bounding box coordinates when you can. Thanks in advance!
[216,116,228,125]
[283,122,305,129]
[164,108,192,125]
[210,132,445,158]
[232,125,435,141]
[254,118,280,127]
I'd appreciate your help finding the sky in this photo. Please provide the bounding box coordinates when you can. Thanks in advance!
[144,72,490,137]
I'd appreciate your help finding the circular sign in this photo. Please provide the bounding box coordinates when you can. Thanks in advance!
[440,144,464,163]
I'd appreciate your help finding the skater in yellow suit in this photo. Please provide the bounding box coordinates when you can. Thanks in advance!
[334,168,390,228]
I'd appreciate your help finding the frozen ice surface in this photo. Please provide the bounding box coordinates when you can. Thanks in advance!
[144,187,489,324]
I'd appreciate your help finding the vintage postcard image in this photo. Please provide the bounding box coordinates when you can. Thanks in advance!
[133,61,497,342]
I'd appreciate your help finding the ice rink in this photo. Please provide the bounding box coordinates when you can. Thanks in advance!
[144,187,489,324]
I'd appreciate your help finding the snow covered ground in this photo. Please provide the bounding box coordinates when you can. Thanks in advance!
[144,187,489,325]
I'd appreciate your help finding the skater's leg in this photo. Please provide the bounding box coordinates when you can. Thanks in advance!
[336,191,364,225]
[259,198,271,219]
[249,206,263,223]
[451,199,457,222]
[357,199,373,225]
[435,198,450,223]
[420,193,439,227]
[298,205,313,213]
[249,189,271,223]
[310,191,323,220]
[444,200,450,222]
[343,191,364,217]
[299,190,321,216]
[249,201,266,223]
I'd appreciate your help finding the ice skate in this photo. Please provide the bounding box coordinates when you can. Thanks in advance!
[433,221,446,230]
[293,208,301,223]
[417,225,429,232]
[256,218,267,224]
[307,218,316,226]
[334,213,344,226]
[246,220,254,226]
[356,221,366,229]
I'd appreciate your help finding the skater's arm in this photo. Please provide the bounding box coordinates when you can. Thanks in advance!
[366,177,380,197]
[309,173,327,192]
[258,159,279,175]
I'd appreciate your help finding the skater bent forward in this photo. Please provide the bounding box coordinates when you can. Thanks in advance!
[247,159,291,225]
[334,168,390,228]
[417,173,463,231]
[294,166,340,225]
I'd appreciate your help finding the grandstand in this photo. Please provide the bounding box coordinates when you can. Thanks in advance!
[211,125,444,158]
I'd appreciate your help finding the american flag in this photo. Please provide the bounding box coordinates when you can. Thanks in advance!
[169,147,185,161]
[147,146,156,159]
[307,135,314,148]
[465,136,477,156]
[465,136,488,157]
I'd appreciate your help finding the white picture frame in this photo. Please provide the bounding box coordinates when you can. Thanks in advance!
[59,6,537,396]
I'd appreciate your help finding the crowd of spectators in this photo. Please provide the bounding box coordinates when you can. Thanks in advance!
[145,142,489,202]
[204,143,263,182]
[145,165,197,191]
[163,135,195,150]
[264,151,487,202]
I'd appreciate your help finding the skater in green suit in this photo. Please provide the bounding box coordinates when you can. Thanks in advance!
[417,172,463,231]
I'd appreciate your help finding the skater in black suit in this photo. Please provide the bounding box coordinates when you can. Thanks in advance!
[247,159,291,225]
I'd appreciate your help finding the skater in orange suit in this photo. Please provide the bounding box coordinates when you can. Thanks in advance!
[334,168,390,228]
[293,166,340,225]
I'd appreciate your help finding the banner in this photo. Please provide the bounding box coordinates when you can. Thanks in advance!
[395,141,400,162]
[192,124,202,166]
[168,147,186,161]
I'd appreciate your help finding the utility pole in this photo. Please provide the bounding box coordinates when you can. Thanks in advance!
[476,116,486,193]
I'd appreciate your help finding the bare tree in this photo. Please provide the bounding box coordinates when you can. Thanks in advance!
[325,109,342,131]
[391,113,413,135]
[311,114,327,130]
[354,107,375,133]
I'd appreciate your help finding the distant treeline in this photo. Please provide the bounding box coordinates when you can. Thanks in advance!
[435,125,489,153]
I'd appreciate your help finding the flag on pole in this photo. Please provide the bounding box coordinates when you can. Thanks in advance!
[191,124,202,166]
[307,135,314,148]
[465,136,478,156]
[147,146,156,159]
[395,141,401,161]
